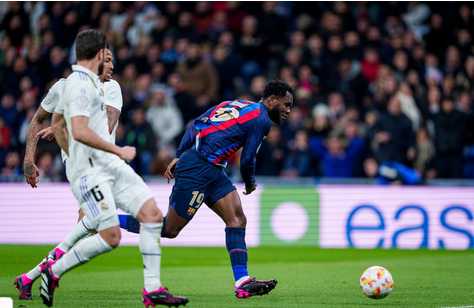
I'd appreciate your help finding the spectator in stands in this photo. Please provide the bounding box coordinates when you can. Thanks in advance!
[310,130,364,177]
[0,151,22,181]
[417,96,471,178]
[36,151,60,183]
[361,47,381,84]
[125,107,156,176]
[177,42,219,109]
[0,94,19,130]
[256,125,285,176]
[414,126,435,176]
[282,129,313,177]
[370,96,416,166]
[326,58,367,107]
[145,88,183,149]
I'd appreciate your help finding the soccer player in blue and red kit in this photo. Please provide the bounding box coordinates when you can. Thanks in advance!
[163,80,294,299]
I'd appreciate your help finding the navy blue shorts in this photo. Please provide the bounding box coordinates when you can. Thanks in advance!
[169,148,236,220]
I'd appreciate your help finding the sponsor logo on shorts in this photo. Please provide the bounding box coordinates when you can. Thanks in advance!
[187,207,196,216]
[101,202,108,211]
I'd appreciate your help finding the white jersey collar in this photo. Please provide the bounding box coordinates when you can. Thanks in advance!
[71,64,100,86]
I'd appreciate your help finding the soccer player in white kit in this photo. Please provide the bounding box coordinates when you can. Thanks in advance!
[38,30,188,308]
[15,48,140,300]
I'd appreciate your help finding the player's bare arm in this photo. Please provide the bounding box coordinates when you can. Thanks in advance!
[71,116,136,162]
[165,158,179,183]
[106,105,120,134]
[51,112,70,156]
[24,106,51,188]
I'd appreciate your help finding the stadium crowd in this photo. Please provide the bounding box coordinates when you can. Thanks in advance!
[1,1,474,183]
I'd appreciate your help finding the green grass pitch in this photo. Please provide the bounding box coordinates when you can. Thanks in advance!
[1,245,473,307]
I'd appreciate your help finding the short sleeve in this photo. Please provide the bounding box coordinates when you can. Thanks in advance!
[41,79,66,113]
[104,80,123,112]
[54,99,64,115]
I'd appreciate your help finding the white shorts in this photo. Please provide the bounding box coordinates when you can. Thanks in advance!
[71,161,153,231]
[65,158,73,183]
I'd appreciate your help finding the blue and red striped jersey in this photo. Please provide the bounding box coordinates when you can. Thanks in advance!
[176,100,272,188]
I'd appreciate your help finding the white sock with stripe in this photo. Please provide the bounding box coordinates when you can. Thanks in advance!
[26,217,95,281]
[51,234,112,278]
[56,216,94,253]
[140,222,163,292]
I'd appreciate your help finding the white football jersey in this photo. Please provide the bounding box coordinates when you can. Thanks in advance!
[41,78,69,163]
[100,79,123,144]
[61,65,121,185]
[54,78,123,163]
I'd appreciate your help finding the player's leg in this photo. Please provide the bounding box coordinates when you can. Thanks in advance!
[113,164,188,307]
[210,191,250,283]
[161,205,191,238]
[162,148,213,238]
[14,210,95,300]
[210,190,277,298]
[118,214,140,233]
[40,179,118,307]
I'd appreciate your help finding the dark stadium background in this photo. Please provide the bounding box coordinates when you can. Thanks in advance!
[1,1,474,185]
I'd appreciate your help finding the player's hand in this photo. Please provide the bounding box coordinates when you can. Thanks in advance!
[36,127,55,141]
[119,146,136,163]
[243,183,257,195]
[24,162,40,188]
[165,158,179,183]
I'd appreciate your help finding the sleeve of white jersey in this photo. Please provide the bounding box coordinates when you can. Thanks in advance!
[54,98,64,115]
[69,82,94,118]
[104,80,123,112]
[40,79,66,113]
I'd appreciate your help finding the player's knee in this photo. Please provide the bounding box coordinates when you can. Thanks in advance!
[227,213,247,228]
[108,233,121,248]
[163,227,180,239]
[137,199,163,224]
[101,229,121,248]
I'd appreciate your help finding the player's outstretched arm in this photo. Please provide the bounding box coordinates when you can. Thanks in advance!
[24,106,51,188]
[240,119,270,195]
[71,116,136,162]
[51,112,70,156]
[106,105,120,135]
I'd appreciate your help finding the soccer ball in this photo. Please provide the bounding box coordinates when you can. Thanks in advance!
[360,266,394,299]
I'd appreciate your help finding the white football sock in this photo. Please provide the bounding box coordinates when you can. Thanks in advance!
[52,234,112,278]
[140,222,163,292]
[56,217,94,253]
[26,261,44,281]
[235,276,251,287]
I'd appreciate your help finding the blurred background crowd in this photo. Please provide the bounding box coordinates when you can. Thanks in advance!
[1,1,474,184]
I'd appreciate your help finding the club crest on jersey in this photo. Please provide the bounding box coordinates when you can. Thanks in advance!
[187,207,196,216]
[77,96,89,110]
[100,202,108,211]
[211,107,239,122]
[100,88,105,97]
